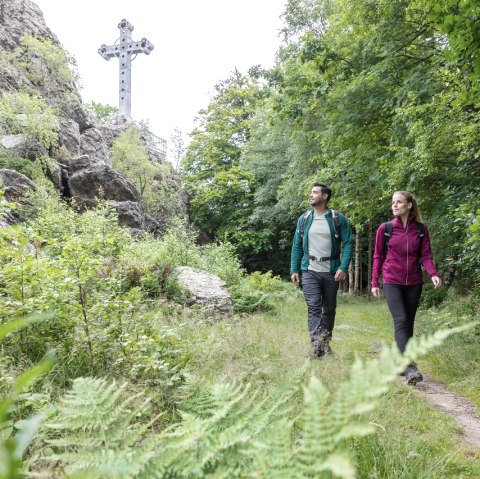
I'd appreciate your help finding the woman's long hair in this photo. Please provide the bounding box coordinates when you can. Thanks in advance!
[395,191,423,222]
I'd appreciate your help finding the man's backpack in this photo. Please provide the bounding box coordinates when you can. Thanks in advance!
[299,209,341,245]
[383,220,425,257]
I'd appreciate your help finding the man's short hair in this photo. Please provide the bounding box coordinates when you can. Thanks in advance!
[313,182,332,203]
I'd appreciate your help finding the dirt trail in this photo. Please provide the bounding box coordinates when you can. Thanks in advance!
[413,374,480,450]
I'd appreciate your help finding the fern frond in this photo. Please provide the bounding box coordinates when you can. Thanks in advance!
[32,325,477,479]
[36,377,158,478]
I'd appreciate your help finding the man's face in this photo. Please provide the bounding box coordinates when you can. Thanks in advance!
[309,186,328,206]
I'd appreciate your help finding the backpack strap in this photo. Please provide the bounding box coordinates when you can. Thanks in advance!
[331,209,341,246]
[383,221,425,258]
[416,222,425,263]
[416,222,425,240]
[383,221,393,257]
[299,209,313,242]
[300,209,342,247]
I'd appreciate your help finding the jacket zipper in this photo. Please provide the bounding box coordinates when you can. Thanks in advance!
[405,219,409,285]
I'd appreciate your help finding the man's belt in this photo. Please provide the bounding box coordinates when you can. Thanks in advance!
[304,254,340,262]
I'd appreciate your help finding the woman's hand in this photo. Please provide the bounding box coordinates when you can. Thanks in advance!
[431,276,442,289]
[371,287,380,297]
[291,273,300,286]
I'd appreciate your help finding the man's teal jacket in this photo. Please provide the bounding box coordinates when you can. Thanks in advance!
[290,209,353,274]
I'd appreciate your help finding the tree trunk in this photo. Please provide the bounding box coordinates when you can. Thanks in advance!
[367,220,373,288]
[348,265,354,294]
[442,253,458,289]
[354,229,361,293]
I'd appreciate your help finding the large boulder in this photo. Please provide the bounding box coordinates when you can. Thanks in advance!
[0,168,36,201]
[175,266,233,317]
[67,155,140,205]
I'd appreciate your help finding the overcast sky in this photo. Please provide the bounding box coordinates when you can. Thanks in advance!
[33,0,286,154]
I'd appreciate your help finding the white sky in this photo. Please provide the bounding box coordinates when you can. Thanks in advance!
[33,0,286,154]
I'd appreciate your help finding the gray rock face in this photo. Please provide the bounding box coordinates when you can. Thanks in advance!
[0,168,36,201]
[67,155,141,204]
[175,266,233,317]
[0,0,57,54]
[57,119,81,157]
[0,134,48,160]
[79,128,111,164]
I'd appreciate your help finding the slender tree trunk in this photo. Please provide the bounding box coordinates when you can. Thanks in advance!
[354,230,361,293]
[442,253,458,289]
[367,220,373,288]
[348,229,355,294]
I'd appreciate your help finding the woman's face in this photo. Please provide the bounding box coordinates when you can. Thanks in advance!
[391,193,412,217]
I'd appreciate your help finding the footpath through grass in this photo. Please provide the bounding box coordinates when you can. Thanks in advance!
[180,291,480,479]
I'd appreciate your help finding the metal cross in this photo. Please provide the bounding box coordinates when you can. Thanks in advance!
[98,19,154,117]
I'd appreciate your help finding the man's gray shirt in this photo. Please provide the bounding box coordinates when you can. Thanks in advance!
[307,212,331,273]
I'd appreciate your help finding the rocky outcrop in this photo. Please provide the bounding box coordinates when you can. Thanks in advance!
[175,266,233,317]
[0,168,36,201]
[0,0,187,236]
[64,155,159,232]
[0,134,48,160]
[0,0,93,131]
[67,155,140,203]
[0,0,56,53]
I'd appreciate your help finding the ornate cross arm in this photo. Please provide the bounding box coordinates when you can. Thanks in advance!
[97,19,154,117]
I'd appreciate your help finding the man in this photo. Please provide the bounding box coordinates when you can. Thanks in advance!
[290,183,353,357]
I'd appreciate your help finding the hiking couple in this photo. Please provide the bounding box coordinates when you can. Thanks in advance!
[290,184,441,384]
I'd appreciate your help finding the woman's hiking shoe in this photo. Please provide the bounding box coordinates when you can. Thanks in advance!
[405,364,423,385]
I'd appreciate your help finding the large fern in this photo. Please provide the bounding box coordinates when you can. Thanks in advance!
[30,324,475,479]
[33,378,160,478]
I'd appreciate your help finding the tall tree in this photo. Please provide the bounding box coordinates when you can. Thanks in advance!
[181,69,270,266]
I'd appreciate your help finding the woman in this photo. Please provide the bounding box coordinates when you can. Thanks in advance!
[371,191,441,385]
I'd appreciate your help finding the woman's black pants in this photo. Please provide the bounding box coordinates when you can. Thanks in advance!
[383,283,423,353]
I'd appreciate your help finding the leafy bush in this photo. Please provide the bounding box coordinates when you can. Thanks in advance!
[196,240,244,286]
[229,271,289,314]
[0,196,189,386]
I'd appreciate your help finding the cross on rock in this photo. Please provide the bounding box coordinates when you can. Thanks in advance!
[98,19,154,117]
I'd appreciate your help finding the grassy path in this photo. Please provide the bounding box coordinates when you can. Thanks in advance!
[180,291,480,478]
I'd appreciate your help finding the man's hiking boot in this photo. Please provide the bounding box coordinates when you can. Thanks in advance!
[404,364,423,385]
[312,329,333,357]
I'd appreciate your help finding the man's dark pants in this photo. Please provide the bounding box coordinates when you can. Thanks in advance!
[301,270,339,342]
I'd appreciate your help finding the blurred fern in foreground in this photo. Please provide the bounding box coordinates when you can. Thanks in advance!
[30,324,476,479]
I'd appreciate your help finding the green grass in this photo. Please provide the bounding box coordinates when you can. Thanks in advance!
[176,291,480,478]
[415,297,480,409]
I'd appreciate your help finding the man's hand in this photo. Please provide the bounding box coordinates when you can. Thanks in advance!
[334,269,347,282]
[371,287,380,297]
[291,273,300,286]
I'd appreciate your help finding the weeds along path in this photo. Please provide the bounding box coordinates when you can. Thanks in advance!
[190,292,480,457]
[414,375,480,450]
[332,295,480,452]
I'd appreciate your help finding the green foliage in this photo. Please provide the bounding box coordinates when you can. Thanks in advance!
[17,35,80,96]
[110,127,155,195]
[424,0,480,107]
[29,325,476,478]
[230,271,289,314]
[0,317,54,479]
[110,126,175,217]
[181,69,271,267]
[0,91,58,150]
[0,151,38,179]
[85,101,118,120]
[0,194,189,386]
[0,34,81,117]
